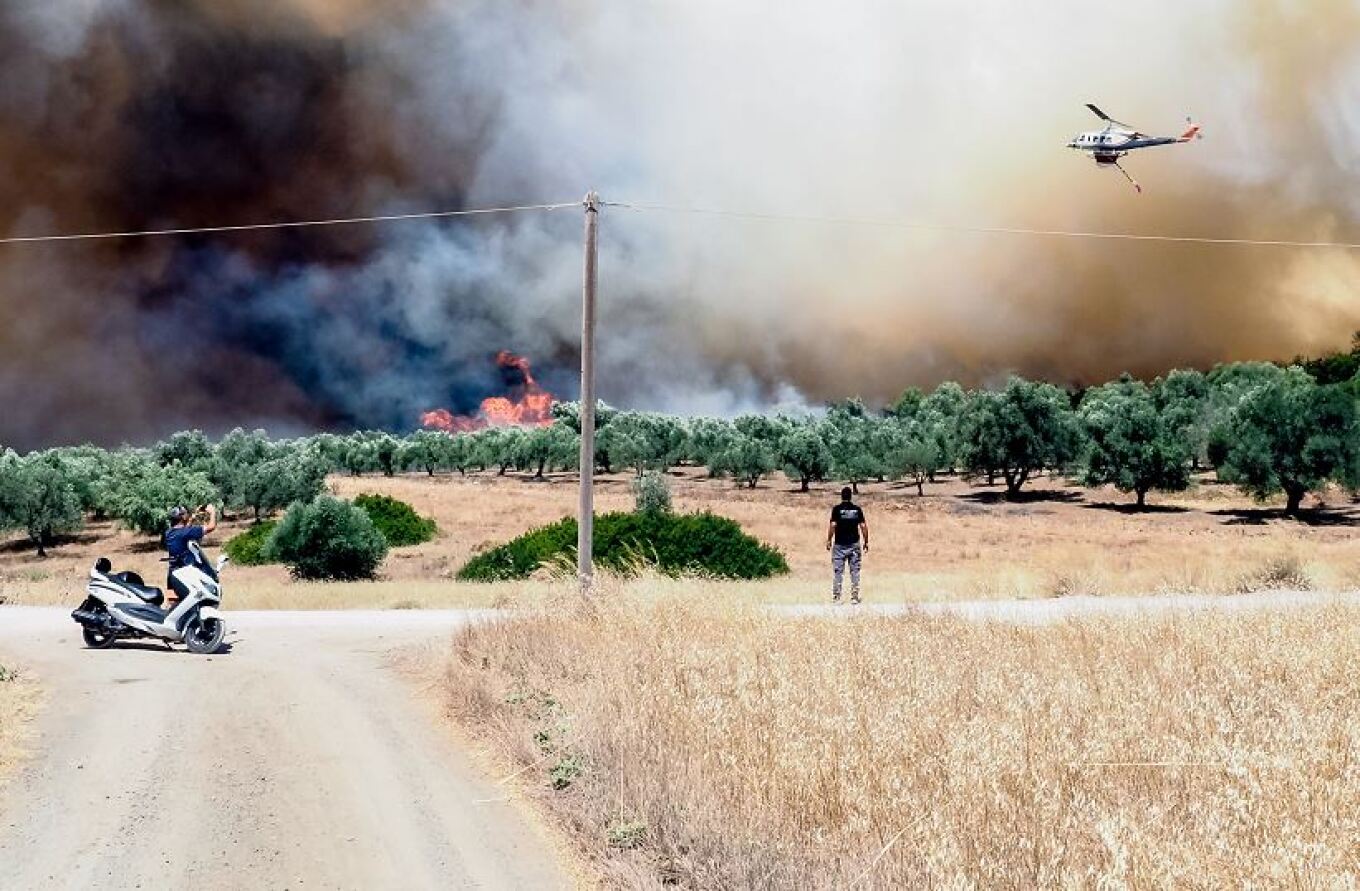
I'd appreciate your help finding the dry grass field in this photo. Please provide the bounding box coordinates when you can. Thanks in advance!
[443,595,1360,888]
[2,468,1358,607]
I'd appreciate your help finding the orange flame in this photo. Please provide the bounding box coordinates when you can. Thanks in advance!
[421,350,556,432]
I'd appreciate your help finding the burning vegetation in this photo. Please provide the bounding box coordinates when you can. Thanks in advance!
[421,351,556,433]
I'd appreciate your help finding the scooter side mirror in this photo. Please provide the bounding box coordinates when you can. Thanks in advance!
[94,557,112,574]
[216,555,230,571]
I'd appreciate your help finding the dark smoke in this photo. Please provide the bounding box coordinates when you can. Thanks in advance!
[1,0,1358,450]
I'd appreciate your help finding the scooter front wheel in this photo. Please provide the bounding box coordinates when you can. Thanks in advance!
[183,614,225,655]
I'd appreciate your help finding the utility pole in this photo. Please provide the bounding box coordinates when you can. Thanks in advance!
[577,191,600,594]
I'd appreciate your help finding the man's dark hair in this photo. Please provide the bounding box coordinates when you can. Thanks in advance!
[840,486,852,501]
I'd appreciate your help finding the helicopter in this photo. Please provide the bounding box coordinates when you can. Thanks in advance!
[1068,104,1201,193]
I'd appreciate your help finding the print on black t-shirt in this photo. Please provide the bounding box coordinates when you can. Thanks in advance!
[830,503,865,546]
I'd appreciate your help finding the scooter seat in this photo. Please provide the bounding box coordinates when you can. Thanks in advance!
[109,573,165,606]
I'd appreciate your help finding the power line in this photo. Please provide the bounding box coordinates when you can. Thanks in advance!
[7,195,1359,251]
[603,200,1360,250]
[0,201,580,245]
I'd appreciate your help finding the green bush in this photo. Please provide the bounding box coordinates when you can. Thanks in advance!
[457,511,789,582]
[224,520,278,566]
[353,493,437,547]
[631,471,672,515]
[264,496,389,581]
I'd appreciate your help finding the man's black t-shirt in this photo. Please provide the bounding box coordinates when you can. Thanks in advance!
[164,524,205,568]
[830,502,866,546]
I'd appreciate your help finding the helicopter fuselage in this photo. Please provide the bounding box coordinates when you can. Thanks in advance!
[1067,129,1184,161]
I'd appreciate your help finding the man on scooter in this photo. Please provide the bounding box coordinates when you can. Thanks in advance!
[163,504,217,608]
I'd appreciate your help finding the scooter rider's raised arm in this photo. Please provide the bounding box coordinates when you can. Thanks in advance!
[197,503,218,535]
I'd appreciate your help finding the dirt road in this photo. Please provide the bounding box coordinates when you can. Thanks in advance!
[0,609,571,890]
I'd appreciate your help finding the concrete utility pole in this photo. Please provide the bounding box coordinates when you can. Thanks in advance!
[577,191,600,593]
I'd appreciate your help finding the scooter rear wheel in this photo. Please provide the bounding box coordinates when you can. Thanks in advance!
[81,625,117,649]
[183,614,225,655]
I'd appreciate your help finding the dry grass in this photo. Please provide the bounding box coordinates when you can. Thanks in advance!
[2,469,1359,607]
[443,595,1360,888]
[0,659,38,788]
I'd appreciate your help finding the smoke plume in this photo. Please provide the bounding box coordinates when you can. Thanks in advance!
[1,0,1358,448]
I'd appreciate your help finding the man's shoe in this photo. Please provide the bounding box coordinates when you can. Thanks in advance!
[850,595,862,605]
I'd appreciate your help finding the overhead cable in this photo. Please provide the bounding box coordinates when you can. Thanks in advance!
[0,201,580,245]
[603,200,1360,250]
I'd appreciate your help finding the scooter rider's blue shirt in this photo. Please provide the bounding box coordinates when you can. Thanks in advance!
[164,525,205,567]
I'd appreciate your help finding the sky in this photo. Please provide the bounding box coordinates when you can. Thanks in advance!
[1,0,1358,448]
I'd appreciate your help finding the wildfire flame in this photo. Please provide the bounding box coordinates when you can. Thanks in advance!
[421,350,556,432]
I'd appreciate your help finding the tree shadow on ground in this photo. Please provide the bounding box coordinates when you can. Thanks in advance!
[128,538,167,554]
[0,531,102,554]
[1082,502,1191,516]
[959,489,1084,506]
[1212,507,1360,527]
[884,482,934,496]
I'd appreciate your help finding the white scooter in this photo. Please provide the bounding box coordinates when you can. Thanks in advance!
[72,541,228,654]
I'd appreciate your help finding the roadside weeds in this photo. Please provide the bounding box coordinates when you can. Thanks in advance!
[0,659,39,789]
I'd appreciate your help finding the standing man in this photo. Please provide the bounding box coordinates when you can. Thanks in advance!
[826,486,869,604]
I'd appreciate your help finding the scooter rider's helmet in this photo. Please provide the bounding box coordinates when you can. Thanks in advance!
[168,505,189,526]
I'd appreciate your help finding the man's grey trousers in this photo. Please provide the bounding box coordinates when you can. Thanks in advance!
[831,543,862,600]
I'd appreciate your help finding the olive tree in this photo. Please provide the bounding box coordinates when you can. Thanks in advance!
[371,433,400,477]
[686,418,737,475]
[919,381,967,473]
[822,402,889,494]
[1212,367,1358,515]
[39,447,112,516]
[778,425,832,492]
[339,435,379,476]
[1080,377,1191,507]
[884,423,941,496]
[155,430,214,470]
[710,434,777,488]
[550,400,619,433]
[1154,369,1211,470]
[237,449,328,522]
[104,457,220,536]
[516,424,579,479]
[212,430,325,521]
[956,377,1082,498]
[888,387,925,420]
[470,427,528,475]
[551,401,619,471]
[0,453,84,556]
[597,412,685,476]
[1204,362,1286,467]
[399,430,458,476]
